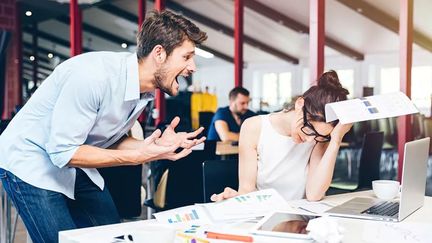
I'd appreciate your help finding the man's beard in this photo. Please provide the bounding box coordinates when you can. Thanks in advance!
[154,66,174,96]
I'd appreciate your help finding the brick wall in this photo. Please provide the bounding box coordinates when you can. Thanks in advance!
[1,0,21,119]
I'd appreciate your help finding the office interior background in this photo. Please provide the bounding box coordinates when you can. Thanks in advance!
[1,0,432,242]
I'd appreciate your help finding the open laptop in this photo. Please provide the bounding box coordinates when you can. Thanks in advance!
[326,137,430,222]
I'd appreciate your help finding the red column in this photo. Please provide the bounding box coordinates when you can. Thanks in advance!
[234,0,244,87]
[1,0,21,119]
[397,0,413,182]
[309,0,325,86]
[138,0,146,26]
[70,0,82,56]
[154,0,166,126]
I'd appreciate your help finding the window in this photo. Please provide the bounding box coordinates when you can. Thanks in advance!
[380,66,432,116]
[412,66,432,116]
[335,69,354,99]
[256,72,292,111]
[380,67,400,94]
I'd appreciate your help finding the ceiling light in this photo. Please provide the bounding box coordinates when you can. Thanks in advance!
[121,43,128,48]
[48,53,54,58]
[29,56,35,61]
[25,11,32,17]
[195,47,214,59]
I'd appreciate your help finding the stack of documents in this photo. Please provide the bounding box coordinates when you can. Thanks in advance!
[154,189,289,225]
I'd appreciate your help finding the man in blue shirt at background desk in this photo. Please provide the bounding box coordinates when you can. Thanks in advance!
[0,10,207,243]
[207,87,256,141]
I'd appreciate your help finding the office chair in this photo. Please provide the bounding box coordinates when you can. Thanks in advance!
[144,142,218,212]
[328,131,384,194]
[202,159,239,203]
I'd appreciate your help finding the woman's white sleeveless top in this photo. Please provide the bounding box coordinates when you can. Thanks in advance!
[256,114,315,200]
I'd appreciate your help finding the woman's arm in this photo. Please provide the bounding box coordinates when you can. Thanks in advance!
[211,116,261,201]
[305,123,353,201]
[238,116,261,194]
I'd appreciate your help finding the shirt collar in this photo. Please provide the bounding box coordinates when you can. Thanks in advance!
[124,53,140,101]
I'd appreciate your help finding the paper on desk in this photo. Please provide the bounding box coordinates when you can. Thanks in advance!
[289,199,334,214]
[203,189,289,222]
[325,92,418,124]
[154,205,212,226]
[362,221,432,243]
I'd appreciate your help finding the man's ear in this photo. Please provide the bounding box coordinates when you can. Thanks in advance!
[151,44,167,64]
[294,97,305,111]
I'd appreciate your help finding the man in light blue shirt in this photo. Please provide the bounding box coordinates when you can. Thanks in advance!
[0,10,207,242]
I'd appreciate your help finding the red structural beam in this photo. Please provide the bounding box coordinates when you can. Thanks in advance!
[234,0,244,87]
[70,0,82,56]
[138,0,146,26]
[309,0,325,85]
[154,0,166,126]
[398,0,413,182]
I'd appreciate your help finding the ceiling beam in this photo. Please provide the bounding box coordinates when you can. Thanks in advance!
[99,3,298,64]
[56,16,135,47]
[245,0,364,60]
[336,0,432,53]
[97,3,234,63]
[167,1,299,64]
[23,42,68,61]
[23,59,54,72]
[199,46,233,63]
[23,26,94,53]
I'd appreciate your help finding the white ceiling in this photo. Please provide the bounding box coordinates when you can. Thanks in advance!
[29,0,432,68]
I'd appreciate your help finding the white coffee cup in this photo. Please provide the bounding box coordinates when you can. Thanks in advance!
[372,180,400,200]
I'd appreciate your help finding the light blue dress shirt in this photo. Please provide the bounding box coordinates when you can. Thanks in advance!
[0,52,154,199]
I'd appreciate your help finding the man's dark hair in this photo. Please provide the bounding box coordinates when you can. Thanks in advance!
[229,87,250,100]
[136,10,207,60]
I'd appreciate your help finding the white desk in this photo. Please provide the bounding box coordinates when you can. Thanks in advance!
[59,191,432,243]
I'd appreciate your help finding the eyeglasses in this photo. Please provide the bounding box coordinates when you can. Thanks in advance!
[301,107,331,143]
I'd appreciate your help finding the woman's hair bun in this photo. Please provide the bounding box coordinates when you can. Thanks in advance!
[318,70,341,89]
[317,70,349,95]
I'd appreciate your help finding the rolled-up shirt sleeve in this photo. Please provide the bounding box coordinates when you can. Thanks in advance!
[46,70,102,168]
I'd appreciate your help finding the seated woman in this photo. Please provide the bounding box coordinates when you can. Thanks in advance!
[211,70,352,202]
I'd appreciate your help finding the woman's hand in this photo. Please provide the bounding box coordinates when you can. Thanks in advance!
[330,122,353,142]
[210,187,239,202]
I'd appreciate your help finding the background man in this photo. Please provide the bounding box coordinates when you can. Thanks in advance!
[207,87,256,141]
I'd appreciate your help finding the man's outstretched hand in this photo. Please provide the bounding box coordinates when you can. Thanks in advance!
[156,116,206,149]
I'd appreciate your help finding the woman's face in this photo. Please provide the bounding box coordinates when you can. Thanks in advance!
[291,99,334,144]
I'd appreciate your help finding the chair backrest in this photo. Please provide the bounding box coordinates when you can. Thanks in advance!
[357,131,384,189]
[202,159,239,203]
[163,147,218,209]
[199,111,215,134]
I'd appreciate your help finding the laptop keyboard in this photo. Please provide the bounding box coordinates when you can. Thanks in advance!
[362,201,399,217]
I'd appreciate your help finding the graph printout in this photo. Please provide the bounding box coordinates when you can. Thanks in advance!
[203,189,289,221]
[154,205,212,225]
[325,92,418,124]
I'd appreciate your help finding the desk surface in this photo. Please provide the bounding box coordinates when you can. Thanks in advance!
[59,191,432,243]
[215,141,239,155]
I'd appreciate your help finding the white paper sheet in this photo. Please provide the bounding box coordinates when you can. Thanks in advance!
[325,92,418,124]
[154,205,213,226]
[289,199,334,214]
[203,189,290,222]
[362,221,432,243]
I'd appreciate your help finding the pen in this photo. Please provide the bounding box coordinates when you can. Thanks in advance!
[205,231,253,242]
[176,233,210,243]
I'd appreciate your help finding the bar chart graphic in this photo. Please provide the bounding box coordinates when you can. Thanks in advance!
[167,209,200,224]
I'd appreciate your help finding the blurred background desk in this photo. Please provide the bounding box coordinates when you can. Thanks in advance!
[215,141,238,158]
